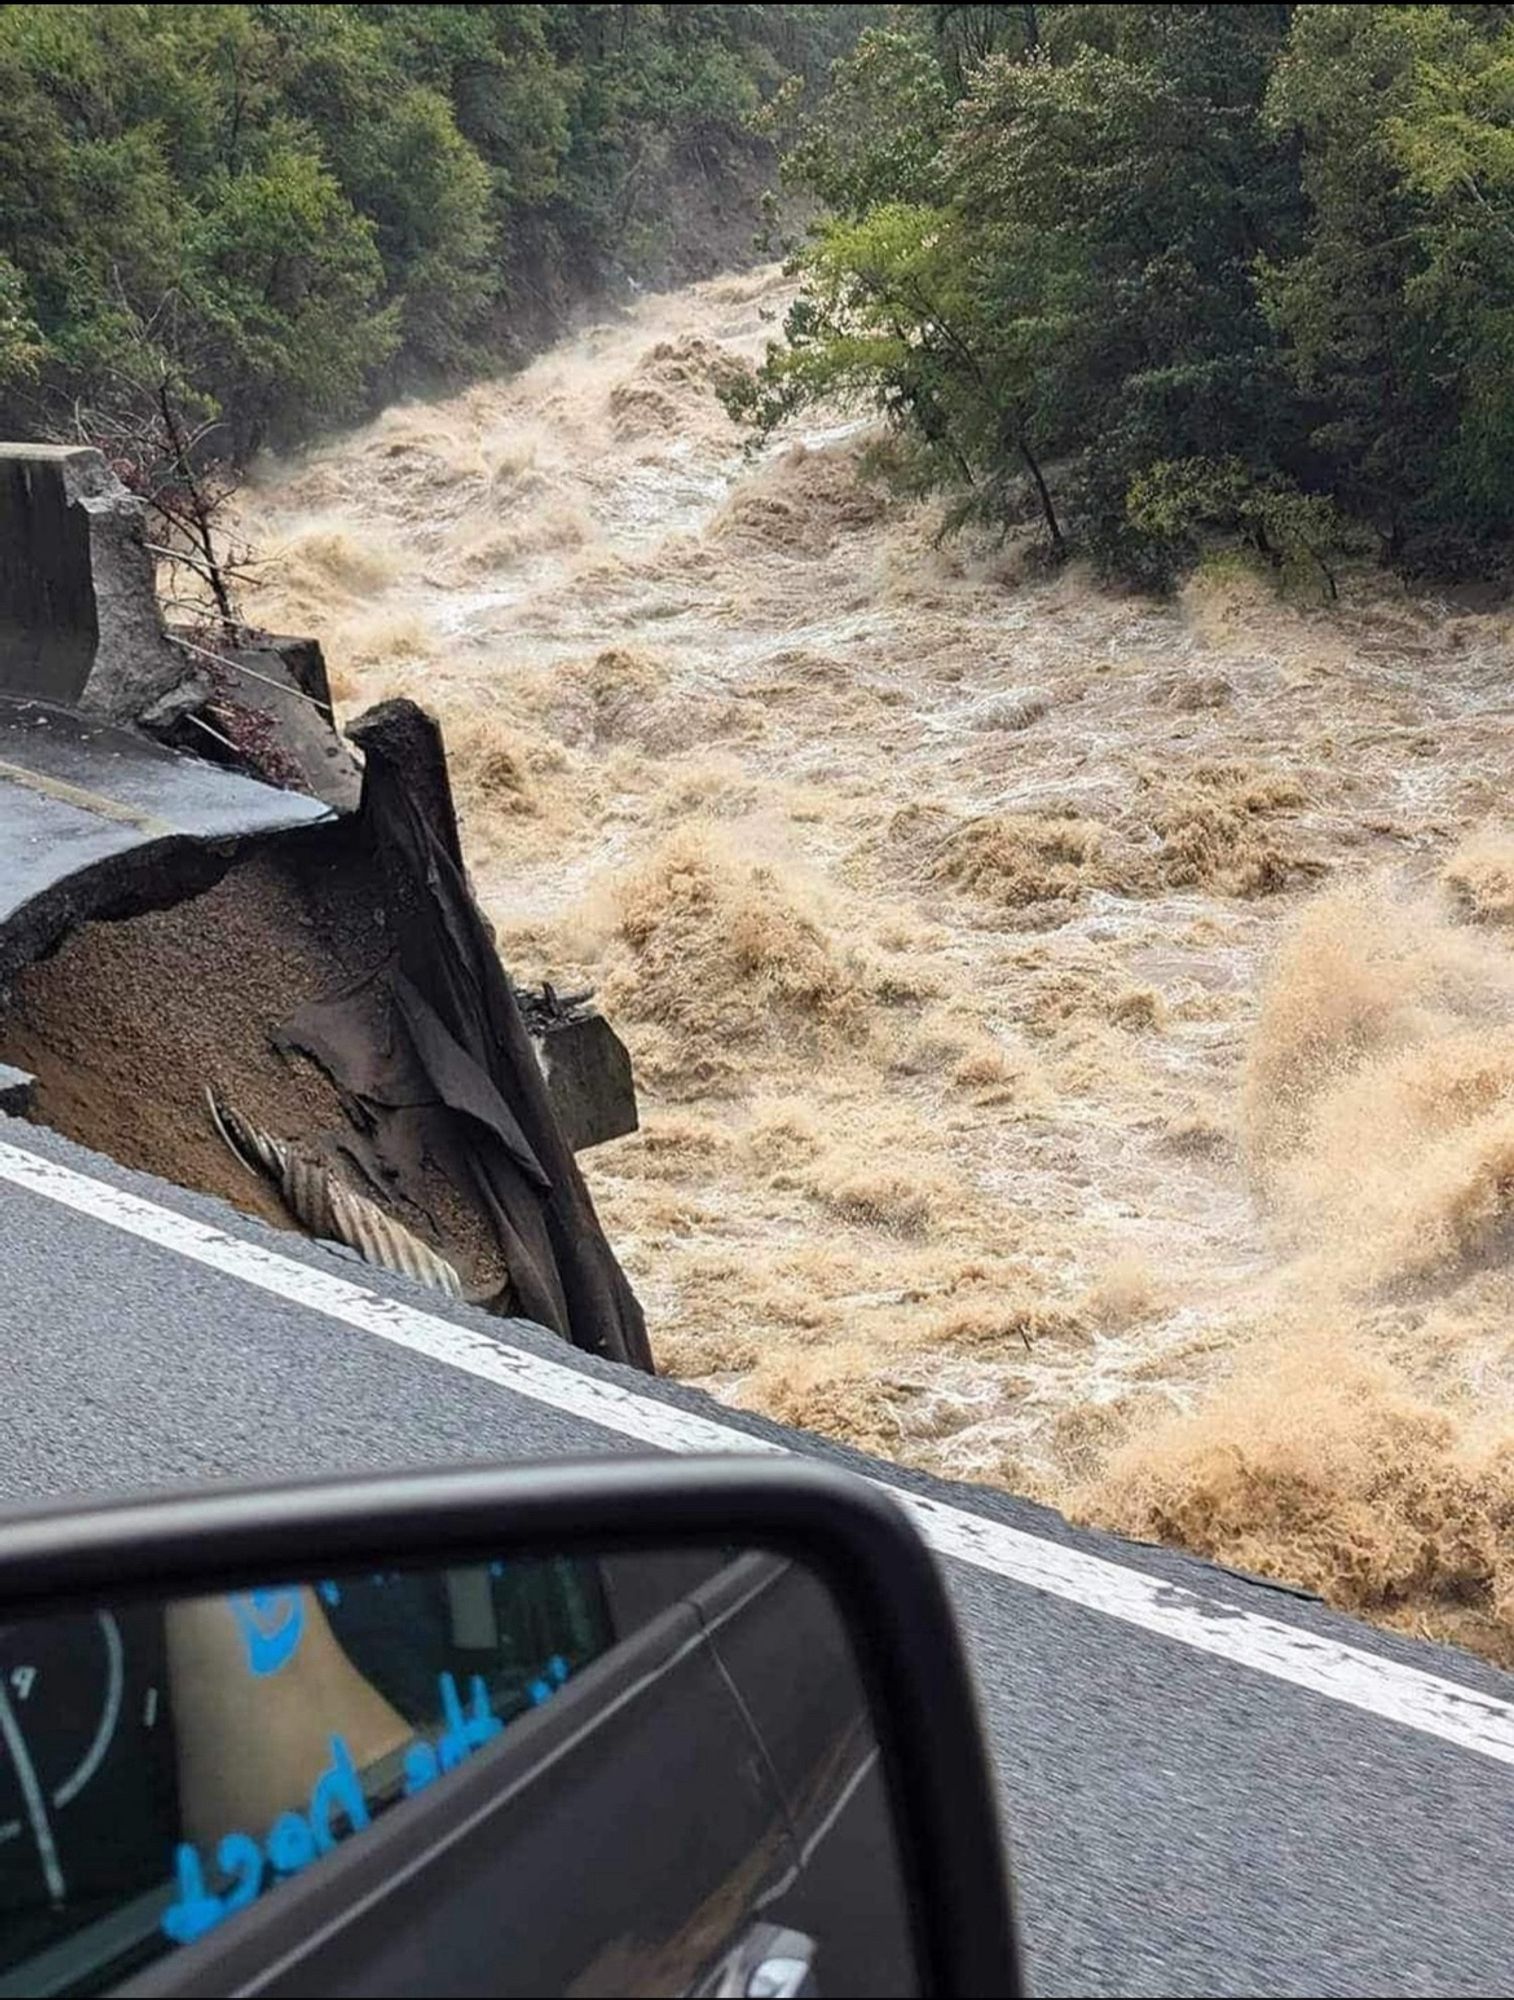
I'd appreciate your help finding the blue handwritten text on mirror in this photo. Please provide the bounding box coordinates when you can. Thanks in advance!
[161,1659,573,1946]
[162,1733,367,1945]
[229,1589,306,1677]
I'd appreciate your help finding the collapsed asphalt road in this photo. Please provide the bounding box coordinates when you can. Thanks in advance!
[1,1117,1510,2000]
[0,686,653,1372]
[0,440,652,1383]
[0,696,331,987]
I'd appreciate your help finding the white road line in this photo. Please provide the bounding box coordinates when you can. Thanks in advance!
[4,1136,1514,1768]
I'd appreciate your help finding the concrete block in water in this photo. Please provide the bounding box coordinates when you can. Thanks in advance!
[532,1013,639,1153]
[0,445,190,724]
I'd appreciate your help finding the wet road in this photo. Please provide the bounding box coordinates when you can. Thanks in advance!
[1,1117,1511,1999]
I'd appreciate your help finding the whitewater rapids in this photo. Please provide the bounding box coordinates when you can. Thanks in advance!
[234,266,1514,1663]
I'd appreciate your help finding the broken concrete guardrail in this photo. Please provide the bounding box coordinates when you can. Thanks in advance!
[0,444,193,723]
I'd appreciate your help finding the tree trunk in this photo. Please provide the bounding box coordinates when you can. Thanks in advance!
[158,381,236,629]
[1016,436,1063,553]
[1305,544,1339,601]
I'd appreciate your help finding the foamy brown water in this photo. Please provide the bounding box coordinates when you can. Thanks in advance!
[234,266,1514,1662]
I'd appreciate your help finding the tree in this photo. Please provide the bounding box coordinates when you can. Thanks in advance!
[335,86,495,374]
[728,197,1068,550]
[51,283,259,633]
[1390,7,1514,530]
[0,4,878,455]
[1261,6,1448,561]
[761,5,1300,575]
[1259,5,1514,566]
[1126,455,1362,598]
[781,27,952,217]
[929,5,1042,91]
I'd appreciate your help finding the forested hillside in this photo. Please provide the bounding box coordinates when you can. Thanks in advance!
[742,3,1514,584]
[11,1,1514,592]
[0,3,873,457]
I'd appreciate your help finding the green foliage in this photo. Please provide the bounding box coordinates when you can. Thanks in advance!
[733,191,1071,547]
[334,84,494,372]
[0,256,43,389]
[1259,6,1443,555]
[1263,4,1514,558]
[0,2,872,455]
[183,144,396,443]
[1127,456,1362,596]
[755,2,1514,585]
[781,28,952,214]
[929,7,1043,92]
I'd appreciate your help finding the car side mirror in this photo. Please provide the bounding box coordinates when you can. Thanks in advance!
[0,1458,1022,1999]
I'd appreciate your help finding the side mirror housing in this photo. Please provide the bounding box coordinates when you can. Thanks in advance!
[0,1457,1022,1998]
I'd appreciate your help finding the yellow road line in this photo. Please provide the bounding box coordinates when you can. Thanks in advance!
[0,756,176,838]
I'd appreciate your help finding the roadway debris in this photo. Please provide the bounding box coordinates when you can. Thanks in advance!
[0,1062,33,1116]
[206,1087,465,1299]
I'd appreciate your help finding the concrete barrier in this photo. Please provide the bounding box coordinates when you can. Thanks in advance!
[0,444,190,722]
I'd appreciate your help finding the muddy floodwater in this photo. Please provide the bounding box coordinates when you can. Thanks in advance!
[236,266,1514,1663]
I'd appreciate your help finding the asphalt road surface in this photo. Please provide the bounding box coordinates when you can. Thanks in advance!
[0,695,330,986]
[1,1117,1511,1998]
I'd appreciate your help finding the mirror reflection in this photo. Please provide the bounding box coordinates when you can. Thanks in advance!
[0,1545,919,1997]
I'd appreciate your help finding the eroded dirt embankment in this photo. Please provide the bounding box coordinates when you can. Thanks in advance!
[228,266,1514,1662]
[0,836,512,1291]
